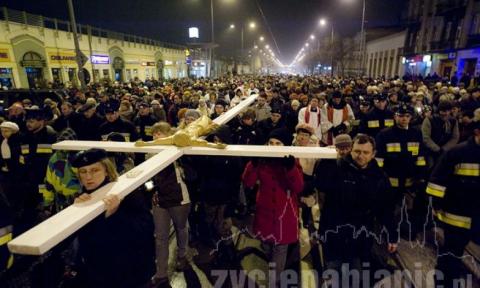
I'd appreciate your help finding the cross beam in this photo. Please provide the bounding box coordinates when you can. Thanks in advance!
[8,149,182,255]
[53,140,337,159]
[8,94,337,255]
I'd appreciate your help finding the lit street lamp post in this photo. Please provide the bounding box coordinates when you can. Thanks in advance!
[360,0,366,76]
[320,19,334,77]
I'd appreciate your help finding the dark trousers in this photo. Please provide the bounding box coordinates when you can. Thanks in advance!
[435,223,471,287]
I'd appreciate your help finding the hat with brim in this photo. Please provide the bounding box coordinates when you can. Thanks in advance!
[72,148,108,168]
[0,121,19,133]
[396,103,414,115]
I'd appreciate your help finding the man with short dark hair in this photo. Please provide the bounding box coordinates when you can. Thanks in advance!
[133,102,157,141]
[317,134,398,287]
[20,108,57,230]
[52,102,80,133]
[257,107,285,144]
[359,93,395,137]
[99,101,138,142]
[422,100,459,167]
[76,103,104,141]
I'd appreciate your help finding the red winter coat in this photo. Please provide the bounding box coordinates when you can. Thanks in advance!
[242,159,304,244]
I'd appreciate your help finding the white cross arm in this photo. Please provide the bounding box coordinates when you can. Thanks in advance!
[7,149,182,255]
[213,94,258,125]
[52,140,169,153]
[53,140,338,159]
[184,145,338,159]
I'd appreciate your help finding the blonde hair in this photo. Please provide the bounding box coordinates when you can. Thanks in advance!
[100,158,119,182]
[151,121,174,136]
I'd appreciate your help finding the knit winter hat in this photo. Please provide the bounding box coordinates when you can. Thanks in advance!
[268,128,293,146]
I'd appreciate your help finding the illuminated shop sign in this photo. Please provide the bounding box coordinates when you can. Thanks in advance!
[141,62,156,66]
[49,52,77,64]
[91,55,110,64]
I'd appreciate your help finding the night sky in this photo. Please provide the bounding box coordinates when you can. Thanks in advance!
[1,0,406,64]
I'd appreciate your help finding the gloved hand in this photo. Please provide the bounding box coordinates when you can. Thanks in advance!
[282,155,295,170]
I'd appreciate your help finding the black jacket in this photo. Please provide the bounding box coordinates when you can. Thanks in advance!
[319,155,398,243]
[79,183,155,288]
[233,123,263,145]
[376,125,428,190]
[99,118,139,142]
[52,112,80,133]
[427,137,480,232]
[153,159,196,208]
[133,114,158,141]
[359,107,394,137]
[199,126,242,205]
[75,113,104,141]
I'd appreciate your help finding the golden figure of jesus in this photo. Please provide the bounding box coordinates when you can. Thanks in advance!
[135,115,227,149]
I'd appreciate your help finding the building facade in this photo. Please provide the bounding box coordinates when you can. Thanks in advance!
[0,7,188,89]
[366,30,407,79]
[404,0,480,78]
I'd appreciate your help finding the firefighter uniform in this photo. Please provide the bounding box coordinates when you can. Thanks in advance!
[99,102,139,142]
[359,94,395,137]
[426,135,480,286]
[375,104,427,196]
[376,104,427,239]
[20,110,57,230]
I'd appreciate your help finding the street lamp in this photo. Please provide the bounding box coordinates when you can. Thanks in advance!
[319,18,334,77]
[249,22,256,29]
[259,36,265,42]
[310,34,315,40]
[229,24,235,29]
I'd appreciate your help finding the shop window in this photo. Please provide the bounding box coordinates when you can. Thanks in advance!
[103,69,110,79]
[133,69,138,77]
[126,69,132,81]
[93,69,100,82]
[51,68,63,84]
[0,68,14,88]
[68,68,77,84]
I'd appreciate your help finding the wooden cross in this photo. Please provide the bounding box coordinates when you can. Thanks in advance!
[8,94,337,255]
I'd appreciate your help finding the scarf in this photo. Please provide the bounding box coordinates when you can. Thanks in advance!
[1,139,11,160]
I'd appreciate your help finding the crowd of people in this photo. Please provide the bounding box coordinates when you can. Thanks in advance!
[0,74,479,287]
